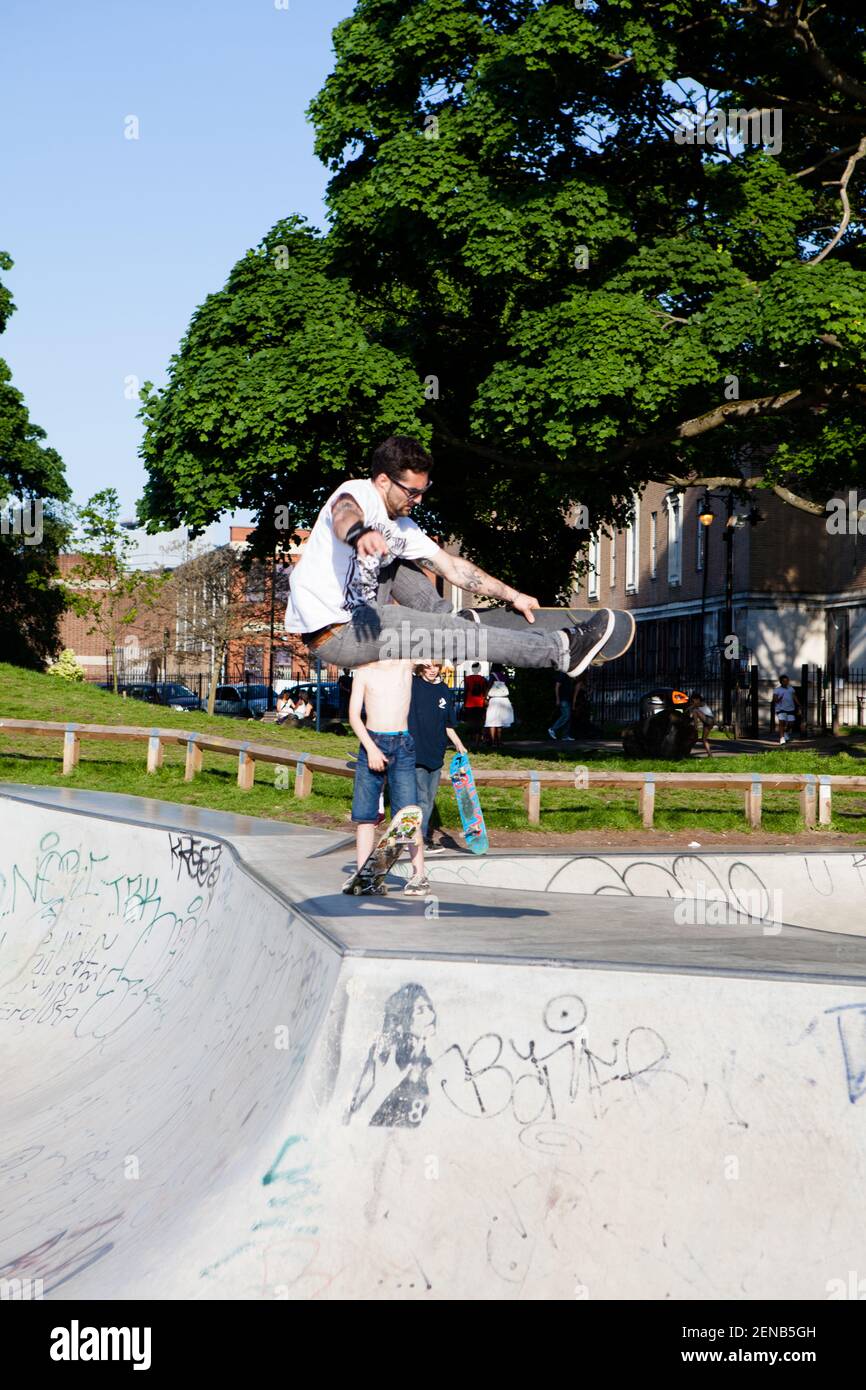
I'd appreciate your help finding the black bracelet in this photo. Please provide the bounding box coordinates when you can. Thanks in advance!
[345,522,373,549]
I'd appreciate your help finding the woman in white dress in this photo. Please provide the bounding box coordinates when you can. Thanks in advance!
[484,668,514,748]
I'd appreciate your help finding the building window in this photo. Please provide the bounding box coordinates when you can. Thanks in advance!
[665,493,682,586]
[650,512,658,579]
[587,537,600,599]
[696,513,705,572]
[625,499,639,594]
[244,645,264,677]
[609,532,616,588]
[245,561,265,603]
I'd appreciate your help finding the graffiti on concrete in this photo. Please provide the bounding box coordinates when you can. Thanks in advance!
[168,833,222,895]
[348,985,686,1128]
[347,985,435,1128]
[826,1003,866,1104]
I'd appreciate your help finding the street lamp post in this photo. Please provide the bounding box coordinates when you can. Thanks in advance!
[698,496,714,664]
[163,628,170,684]
[697,491,736,727]
[723,492,736,727]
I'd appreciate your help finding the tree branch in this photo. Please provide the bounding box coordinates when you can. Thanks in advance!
[756,2,866,105]
[806,134,866,263]
[665,471,826,515]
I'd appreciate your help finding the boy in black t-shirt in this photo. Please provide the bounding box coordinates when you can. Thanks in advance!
[408,662,467,852]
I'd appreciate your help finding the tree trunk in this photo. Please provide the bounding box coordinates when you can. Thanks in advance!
[206,644,222,716]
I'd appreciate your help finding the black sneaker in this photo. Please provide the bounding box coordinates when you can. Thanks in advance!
[563,610,616,677]
[424,840,446,855]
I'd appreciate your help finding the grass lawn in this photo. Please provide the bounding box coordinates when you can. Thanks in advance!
[2,662,866,836]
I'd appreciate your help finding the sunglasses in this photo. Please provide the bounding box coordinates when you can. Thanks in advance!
[391,477,432,501]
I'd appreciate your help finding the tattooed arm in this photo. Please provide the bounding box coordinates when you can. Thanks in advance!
[420,548,539,623]
[331,493,389,558]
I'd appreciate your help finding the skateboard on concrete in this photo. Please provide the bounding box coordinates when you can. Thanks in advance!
[342,805,422,895]
[466,606,635,664]
[449,752,489,855]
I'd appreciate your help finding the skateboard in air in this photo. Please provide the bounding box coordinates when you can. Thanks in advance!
[449,752,489,855]
[466,606,635,663]
[342,805,423,895]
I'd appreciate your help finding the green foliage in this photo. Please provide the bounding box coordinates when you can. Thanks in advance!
[0,253,72,668]
[63,489,167,693]
[47,648,86,682]
[140,1,866,593]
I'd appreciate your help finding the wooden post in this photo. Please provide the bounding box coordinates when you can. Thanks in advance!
[800,774,817,829]
[745,775,762,828]
[237,744,256,791]
[294,753,312,800]
[184,734,202,782]
[62,725,80,776]
[524,771,541,825]
[146,729,164,773]
[818,775,832,827]
[639,772,655,828]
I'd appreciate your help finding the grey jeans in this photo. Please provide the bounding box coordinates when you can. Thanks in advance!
[312,560,566,670]
[415,764,443,838]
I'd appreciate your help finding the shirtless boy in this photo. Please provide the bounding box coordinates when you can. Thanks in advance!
[348,659,427,897]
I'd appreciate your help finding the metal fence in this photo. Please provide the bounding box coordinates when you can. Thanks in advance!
[585,664,758,733]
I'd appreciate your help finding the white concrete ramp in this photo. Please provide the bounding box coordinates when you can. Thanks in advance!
[402,847,866,936]
[2,790,866,1301]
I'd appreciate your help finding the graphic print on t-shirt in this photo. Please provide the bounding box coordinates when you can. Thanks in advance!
[284,479,439,634]
[341,523,415,611]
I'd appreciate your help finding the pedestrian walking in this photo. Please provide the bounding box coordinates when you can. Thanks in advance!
[548,672,577,741]
[773,675,801,745]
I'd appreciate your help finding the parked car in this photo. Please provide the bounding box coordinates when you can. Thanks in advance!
[98,681,202,711]
[211,683,277,719]
[622,688,697,761]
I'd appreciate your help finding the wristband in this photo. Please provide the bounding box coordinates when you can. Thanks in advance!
[345,522,374,549]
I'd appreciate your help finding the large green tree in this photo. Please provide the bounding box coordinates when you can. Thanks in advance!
[140,0,866,600]
[0,251,71,666]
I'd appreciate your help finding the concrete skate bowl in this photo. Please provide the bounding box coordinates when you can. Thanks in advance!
[3,791,866,1301]
[403,848,866,938]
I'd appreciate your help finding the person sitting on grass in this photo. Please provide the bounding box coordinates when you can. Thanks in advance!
[275,690,295,724]
[292,692,314,726]
[348,659,427,896]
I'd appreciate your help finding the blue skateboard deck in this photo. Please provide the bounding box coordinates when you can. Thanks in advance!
[449,753,489,855]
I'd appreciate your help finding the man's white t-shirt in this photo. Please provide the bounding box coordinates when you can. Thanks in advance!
[774,685,797,717]
[284,479,439,634]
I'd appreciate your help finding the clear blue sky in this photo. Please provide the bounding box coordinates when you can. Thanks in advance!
[1,0,354,523]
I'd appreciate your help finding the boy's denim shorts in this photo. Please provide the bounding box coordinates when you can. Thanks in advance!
[352,732,418,823]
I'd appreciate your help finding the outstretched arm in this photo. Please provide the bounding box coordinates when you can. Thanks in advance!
[419,547,539,623]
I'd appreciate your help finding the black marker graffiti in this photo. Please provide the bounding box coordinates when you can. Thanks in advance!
[349,985,685,1129]
[168,834,222,891]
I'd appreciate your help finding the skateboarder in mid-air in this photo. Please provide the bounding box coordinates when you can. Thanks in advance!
[284,436,633,676]
[347,659,428,896]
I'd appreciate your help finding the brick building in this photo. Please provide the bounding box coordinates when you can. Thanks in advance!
[57,551,179,681]
[225,526,317,683]
[573,484,866,682]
